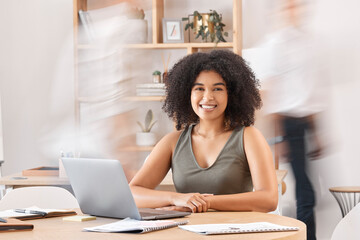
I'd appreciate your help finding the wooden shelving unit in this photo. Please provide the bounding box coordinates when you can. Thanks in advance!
[78,42,234,54]
[73,0,242,152]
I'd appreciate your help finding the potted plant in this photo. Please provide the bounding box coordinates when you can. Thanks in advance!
[152,70,162,83]
[182,10,228,43]
[136,109,157,146]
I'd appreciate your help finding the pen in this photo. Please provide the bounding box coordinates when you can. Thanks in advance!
[0,217,7,223]
[14,209,47,216]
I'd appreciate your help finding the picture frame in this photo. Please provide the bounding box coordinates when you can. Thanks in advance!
[162,18,184,43]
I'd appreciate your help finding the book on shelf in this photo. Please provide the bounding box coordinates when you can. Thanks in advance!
[136,83,165,89]
[84,218,188,234]
[0,218,34,232]
[179,222,299,235]
[0,206,77,220]
[136,90,165,96]
[136,82,166,96]
[136,88,166,93]
[136,92,166,97]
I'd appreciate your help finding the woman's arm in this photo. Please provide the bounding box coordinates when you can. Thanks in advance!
[206,126,278,212]
[129,131,210,212]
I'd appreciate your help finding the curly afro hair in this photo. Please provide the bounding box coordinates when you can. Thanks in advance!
[162,50,262,130]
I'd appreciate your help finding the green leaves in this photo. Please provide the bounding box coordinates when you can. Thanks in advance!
[137,109,157,132]
[185,22,193,31]
[152,70,161,75]
[182,9,228,43]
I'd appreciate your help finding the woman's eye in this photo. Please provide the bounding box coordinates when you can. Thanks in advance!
[194,87,204,91]
[214,88,224,91]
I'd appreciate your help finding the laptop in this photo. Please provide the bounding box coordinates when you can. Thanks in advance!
[62,157,190,220]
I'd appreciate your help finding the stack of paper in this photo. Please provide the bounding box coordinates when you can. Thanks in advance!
[136,83,166,96]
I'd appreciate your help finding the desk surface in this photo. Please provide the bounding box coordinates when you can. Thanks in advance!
[0,173,69,186]
[329,186,360,193]
[2,211,305,240]
[0,170,287,187]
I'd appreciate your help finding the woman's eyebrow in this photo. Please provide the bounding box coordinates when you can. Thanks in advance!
[192,82,225,86]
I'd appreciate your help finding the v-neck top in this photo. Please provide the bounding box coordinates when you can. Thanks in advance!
[171,124,253,195]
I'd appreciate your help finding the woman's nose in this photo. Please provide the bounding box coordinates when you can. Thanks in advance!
[203,90,214,100]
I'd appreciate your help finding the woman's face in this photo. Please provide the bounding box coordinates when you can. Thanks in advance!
[191,70,228,122]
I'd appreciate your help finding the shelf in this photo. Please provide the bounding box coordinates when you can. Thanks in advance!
[77,42,234,51]
[125,42,234,49]
[124,96,165,102]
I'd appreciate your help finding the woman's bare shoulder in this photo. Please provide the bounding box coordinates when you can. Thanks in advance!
[159,130,183,148]
[165,129,183,139]
[243,126,263,139]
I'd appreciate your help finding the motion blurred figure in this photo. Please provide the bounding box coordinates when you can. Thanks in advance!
[260,1,326,239]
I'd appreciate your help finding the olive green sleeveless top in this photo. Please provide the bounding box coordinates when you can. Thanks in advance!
[171,125,253,195]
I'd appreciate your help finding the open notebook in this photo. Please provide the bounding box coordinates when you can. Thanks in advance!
[179,222,299,235]
[84,218,188,234]
[0,206,76,220]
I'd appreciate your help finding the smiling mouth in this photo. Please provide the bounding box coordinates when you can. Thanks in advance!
[200,104,217,109]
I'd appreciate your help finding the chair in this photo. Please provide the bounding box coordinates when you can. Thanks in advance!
[329,186,360,217]
[331,202,360,240]
[0,186,79,210]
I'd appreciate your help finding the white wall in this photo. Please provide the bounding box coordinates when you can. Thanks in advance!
[0,0,74,175]
[0,96,3,161]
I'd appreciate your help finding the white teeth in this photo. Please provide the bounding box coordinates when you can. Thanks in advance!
[201,105,216,109]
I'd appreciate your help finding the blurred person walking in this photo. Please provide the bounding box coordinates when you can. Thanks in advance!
[260,1,326,240]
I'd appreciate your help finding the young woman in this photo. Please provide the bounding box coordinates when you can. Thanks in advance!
[129,50,278,213]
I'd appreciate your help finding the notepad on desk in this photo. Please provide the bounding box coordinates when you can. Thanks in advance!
[179,222,299,235]
[84,218,188,234]
[0,206,77,220]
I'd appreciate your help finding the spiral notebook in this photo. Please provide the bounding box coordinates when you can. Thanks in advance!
[179,222,299,235]
[84,218,188,234]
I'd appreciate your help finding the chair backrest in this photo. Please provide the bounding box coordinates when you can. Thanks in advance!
[331,202,360,240]
[0,187,79,210]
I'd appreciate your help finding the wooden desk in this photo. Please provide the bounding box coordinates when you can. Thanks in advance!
[0,173,69,188]
[0,173,71,197]
[2,211,305,240]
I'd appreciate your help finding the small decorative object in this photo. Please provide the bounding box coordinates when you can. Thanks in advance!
[126,7,145,19]
[125,7,148,43]
[161,53,171,83]
[136,109,157,146]
[152,70,162,83]
[182,10,228,43]
[162,19,184,43]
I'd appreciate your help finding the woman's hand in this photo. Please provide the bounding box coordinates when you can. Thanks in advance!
[171,193,212,213]
[155,206,192,212]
